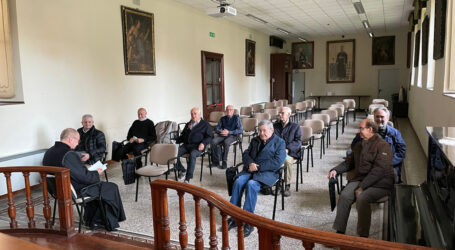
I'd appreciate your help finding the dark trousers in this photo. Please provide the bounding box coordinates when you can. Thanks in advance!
[175,145,202,181]
[122,142,147,168]
[210,135,237,164]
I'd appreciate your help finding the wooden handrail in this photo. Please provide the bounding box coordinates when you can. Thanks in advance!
[151,179,431,250]
[0,166,76,238]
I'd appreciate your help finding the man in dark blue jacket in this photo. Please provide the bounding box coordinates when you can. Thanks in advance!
[210,105,243,169]
[273,106,302,197]
[351,107,406,183]
[227,120,286,237]
[175,107,213,183]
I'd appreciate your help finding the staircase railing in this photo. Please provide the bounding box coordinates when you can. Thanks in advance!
[151,179,431,250]
[0,166,76,237]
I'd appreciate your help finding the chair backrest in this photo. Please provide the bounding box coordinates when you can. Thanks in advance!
[321,109,338,121]
[264,108,279,118]
[150,144,178,165]
[304,100,314,109]
[241,117,258,132]
[302,119,324,134]
[300,126,313,142]
[253,112,271,122]
[234,109,239,116]
[274,100,284,108]
[240,106,253,116]
[279,99,288,106]
[265,102,275,109]
[330,104,345,114]
[286,104,296,113]
[209,111,225,123]
[335,101,346,108]
[372,99,389,107]
[343,99,356,109]
[155,121,178,144]
[251,104,263,113]
[311,114,330,127]
[296,102,307,111]
[368,104,384,114]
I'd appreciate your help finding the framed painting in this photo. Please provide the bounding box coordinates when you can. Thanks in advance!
[422,16,429,65]
[414,30,420,67]
[121,6,156,75]
[433,0,447,60]
[326,39,355,83]
[245,39,255,76]
[292,41,314,69]
[372,36,395,65]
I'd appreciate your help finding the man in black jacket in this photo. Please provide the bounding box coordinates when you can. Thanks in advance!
[43,128,126,231]
[175,107,213,183]
[75,114,106,164]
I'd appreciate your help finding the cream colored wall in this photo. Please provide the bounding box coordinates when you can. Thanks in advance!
[0,0,279,158]
[288,29,409,109]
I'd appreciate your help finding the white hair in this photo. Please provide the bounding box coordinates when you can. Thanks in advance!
[281,106,292,114]
[82,114,93,120]
[258,120,274,130]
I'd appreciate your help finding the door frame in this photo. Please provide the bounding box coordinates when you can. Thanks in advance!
[201,51,225,120]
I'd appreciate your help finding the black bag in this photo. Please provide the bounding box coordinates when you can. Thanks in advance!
[112,141,124,162]
[225,166,238,196]
[121,158,136,185]
[329,177,337,211]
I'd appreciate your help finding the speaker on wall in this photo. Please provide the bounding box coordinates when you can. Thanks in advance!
[269,36,284,49]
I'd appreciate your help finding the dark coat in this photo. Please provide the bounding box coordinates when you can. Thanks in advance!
[238,134,286,187]
[127,119,157,144]
[75,126,106,164]
[273,121,302,159]
[176,119,213,150]
[334,134,394,190]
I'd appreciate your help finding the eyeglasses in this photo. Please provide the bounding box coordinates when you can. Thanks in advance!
[358,127,367,130]
[279,112,288,115]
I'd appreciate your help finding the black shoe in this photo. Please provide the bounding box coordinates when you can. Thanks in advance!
[211,162,220,168]
[178,170,186,180]
[244,224,254,237]
[221,161,227,169]
[272,185,281,196]
[227,218,236,231]
[283,184,291,197]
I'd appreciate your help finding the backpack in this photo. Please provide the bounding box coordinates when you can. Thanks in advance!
[155,121,178,144]
[121,158,136,185]
[225,166,239,196]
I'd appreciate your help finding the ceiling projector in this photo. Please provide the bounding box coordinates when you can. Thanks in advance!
[206,5,237,17]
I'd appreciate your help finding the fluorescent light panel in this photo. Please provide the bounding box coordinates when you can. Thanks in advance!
[298,37,307,42]
[245,14,267,24]
[362,20,370,29]
[353,2,365,14]
[368,32,373,38]
[277,28,289,35]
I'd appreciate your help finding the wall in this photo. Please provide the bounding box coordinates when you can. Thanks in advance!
[287,29,409,109]
[0,0,281,158]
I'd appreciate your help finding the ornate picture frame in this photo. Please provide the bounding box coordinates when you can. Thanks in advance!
[372,36,395,65]
[326,39,355,83]
[292,41,314,69]
[245,39,255,76]
[121,6,156,75]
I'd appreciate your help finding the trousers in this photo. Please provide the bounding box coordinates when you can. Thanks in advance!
[229,174,261,213]
[210,135,237,164]
[175,145,202,181]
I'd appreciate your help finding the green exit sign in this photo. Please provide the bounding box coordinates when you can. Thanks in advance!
[209,32,215,38]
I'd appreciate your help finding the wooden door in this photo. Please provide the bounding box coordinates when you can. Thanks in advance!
[201,51,224,120]
[270,53,292,102]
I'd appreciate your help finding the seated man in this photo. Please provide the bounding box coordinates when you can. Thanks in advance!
[175,107,213,183]
[75,114,106,164]
[43,128,126,231]
[227,120,286,237]
[273,106,301,197]
[328,119,394,237]
[210,105,243,169]
[122,107,157,168]
[351,107,406,183]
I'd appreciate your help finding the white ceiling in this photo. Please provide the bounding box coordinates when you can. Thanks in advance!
[173,0,414,39]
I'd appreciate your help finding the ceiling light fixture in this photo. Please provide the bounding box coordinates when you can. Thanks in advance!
[277,28,290,35]
[245,14,268,24]
[353,1,365,14]
[362,20,370,29]
[298,37,307,42]
[368,32,373,38]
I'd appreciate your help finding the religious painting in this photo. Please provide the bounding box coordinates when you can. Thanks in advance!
[422,16,429,65]
[414,30,421,67]
[121,6,156,75]
[372,36,395,65]
[292,41,314,69]
[245,39,255,76]
[407,32,412,68]
[326,39,355,83]
[434,0,447,60]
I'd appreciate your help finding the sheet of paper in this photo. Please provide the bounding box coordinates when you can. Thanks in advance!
[88,161,107,171]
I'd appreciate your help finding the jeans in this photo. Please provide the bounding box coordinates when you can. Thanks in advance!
[175,145,202,181]
[229,174,261,213]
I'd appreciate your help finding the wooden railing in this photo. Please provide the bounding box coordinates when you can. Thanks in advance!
[0,166,76,237]
[151,179,431,250]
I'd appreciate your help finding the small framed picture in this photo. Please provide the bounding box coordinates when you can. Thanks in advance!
[292,42,314,69]
[245,39,255,76]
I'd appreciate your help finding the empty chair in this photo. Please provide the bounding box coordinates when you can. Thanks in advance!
[241,117,258,142]
[265,102,275,109]
[372,98,389,107]
[296,126,313,191]
[234,109,239,116]
[343,99,356,123]
[329,105,345,133]
[239,106,253,118]
[274,100,284,108]
[302,119,324,159]
[321,109,339,139]
[264,108,279,121]
[251,103,264,113]
[208,111,225,127]
[311,114,330,148]
[279,99,289,106]
[305,100,315,116]
[368,103,385,115]
[254,112,271,122]
[295,102,307,122]
[286,104,297,122]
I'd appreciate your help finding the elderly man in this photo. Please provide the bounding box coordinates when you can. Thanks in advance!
[175,107,213,183]
[351,107,406,183]
[43,128,126,231]
[227,120,286,237]
[329,119,394,237]
[210,105,243,169]
[122,107,157,168]
[273,106,301,197]
[75,114,106,164]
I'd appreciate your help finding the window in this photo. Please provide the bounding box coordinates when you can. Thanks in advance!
[446,0,455,92]
[427,1,435,90]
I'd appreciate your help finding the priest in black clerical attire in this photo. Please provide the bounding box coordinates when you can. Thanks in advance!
[122,107,157,168]
[43,128,126,231]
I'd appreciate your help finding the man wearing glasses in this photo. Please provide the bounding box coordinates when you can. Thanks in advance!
[328,119,394,238]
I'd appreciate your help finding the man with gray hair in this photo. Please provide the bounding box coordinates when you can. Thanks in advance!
[75,114,106,164]
[273,106,301,197]
[226,120,286,237]
[329,119,394,237]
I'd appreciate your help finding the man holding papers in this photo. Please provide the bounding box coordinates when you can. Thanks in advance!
[43,128,125,231]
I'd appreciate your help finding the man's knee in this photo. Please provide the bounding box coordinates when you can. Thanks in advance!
[284,157,294,166]
[246,180,260,192]
[190,150,201,158]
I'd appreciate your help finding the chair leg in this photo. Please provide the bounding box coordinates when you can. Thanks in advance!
[296,159,300,192]
[320,139,323,159]
[281,180,285,210]
[104,171,109,182]
[233,143,237,166]
[272,184,278,220]
[52,197,57,226]
[75,204,82,233]
[200,155,204,182]
[135,176,140,202]
[354,110,356,121]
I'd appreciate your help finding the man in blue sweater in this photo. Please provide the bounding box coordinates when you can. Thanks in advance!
[210,105,243,169]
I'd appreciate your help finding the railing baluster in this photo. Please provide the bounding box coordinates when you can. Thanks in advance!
[302,241,314,250]
[40,173,52,228]
[54,171,76,237]
[236,220,244,250]
[194,196,204,249]
[4,172,17,229]
[208,203,218,249]
[177,190,188,249]
[258,228,281,250]
[220,212,230,250]
[151,185,171,249]
[22,172,36,228]
[272,234,281,249]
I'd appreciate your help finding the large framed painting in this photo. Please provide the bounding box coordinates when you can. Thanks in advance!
[414,30,421,67]
[292,41,314,69]
[245,39,255,76]
[433,0,447,60]
[422,16,429,65]
[121,6,156,75]
[407,32,412,68]
[326,39,355,83]
[372,36,395,65]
